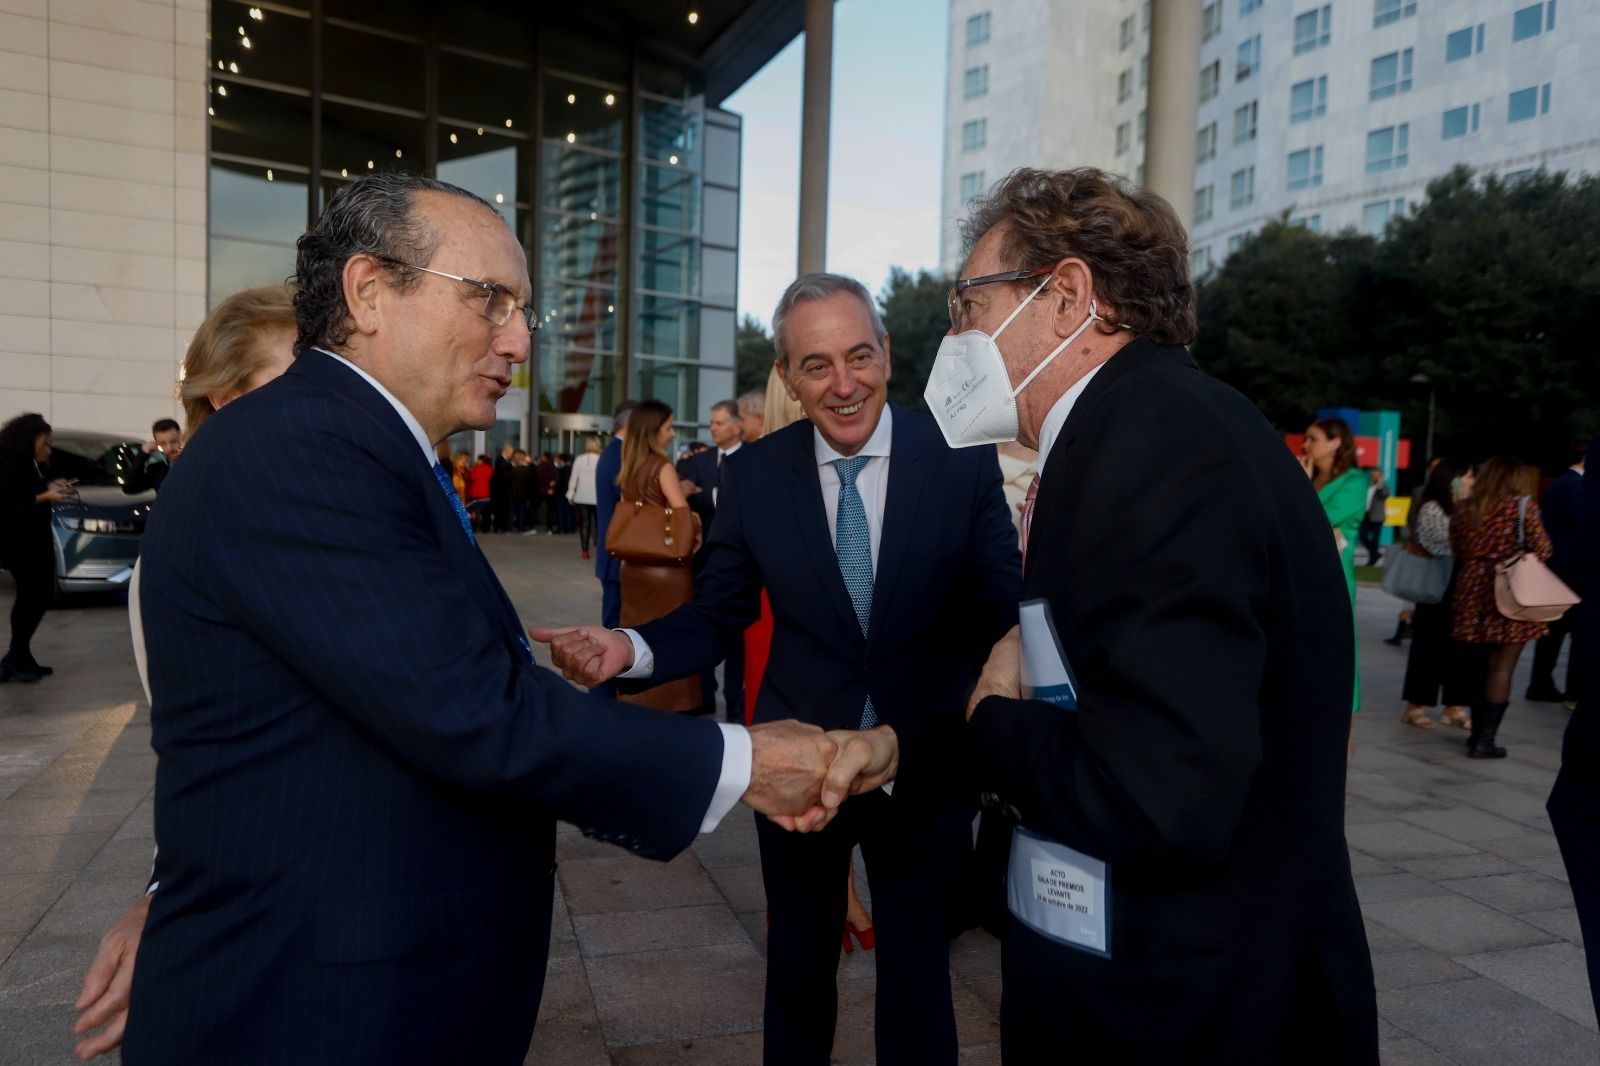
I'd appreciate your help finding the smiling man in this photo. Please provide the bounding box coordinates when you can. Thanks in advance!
[533,273,1022,1065]
[121,175,839,1065]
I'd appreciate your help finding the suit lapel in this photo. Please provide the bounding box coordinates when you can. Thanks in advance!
[789,423,866,643]
[868,409,924,643]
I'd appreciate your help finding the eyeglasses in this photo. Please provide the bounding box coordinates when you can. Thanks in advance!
[381,258,538,333]
[947,265,1056,331]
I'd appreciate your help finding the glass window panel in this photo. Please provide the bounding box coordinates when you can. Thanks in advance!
[1445,27,1473,61]
[438,131,524,230]
[638,163,700,233]
[439,51,530,132]
[321,24,425,112]
[544,76,624,154]
[1512,3,1543,40]
[539,348,620,415]
[212,2,310,90]
[1508,86,1539,122]
[541,284,619,351]
[541,212,621,287]
[542,145,622,219]
[636,294,700,360]
[701,247,736,308]
[208,161,303,305]
[542,25,629,83]
[634,357,699,419]
[321,100,426,183]
[210,80,312,170]
[1442,106,1470,140]
[966,13,991,47]
[322,0,430,35]
[704,121,739,188]
[637,228,699,297]
[641,97,703,169]
[702,186,737,248]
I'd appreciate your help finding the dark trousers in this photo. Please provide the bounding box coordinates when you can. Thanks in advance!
[755,792,968,1066]
[1401,597,1475,707]
[534,497,558,532]
[1549,771,1600,1026]
[1530,609,1580,697]
[1358,520,1384,566]
[574,505,596,553]
[6,555,52,660]
[510,499,530,532]
[490,492,510,533]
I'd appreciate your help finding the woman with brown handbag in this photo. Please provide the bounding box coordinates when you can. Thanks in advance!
[1450,456,1555,758]
[613,400,701,712]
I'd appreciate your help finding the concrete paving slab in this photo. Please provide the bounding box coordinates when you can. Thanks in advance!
[1458,942,1599,1032]
[1362,895,1559,956]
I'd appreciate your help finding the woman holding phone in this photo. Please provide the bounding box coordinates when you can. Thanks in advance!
[0,412,76,682]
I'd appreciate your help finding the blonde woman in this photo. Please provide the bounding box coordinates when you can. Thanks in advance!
[566,436,603,560]
[179,285,297,435]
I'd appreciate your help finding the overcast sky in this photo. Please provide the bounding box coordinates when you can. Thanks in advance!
[723,0,947,329]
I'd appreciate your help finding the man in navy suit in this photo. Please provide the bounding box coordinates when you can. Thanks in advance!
[118,174,841,1066]
[536,273,1022,1066]
[1528,439,1586,703]
[593,400,634,630]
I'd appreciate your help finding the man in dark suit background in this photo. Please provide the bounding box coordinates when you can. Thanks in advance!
[941,169,1377,1062]
[680,398,746,720]
[118,419,183,495]
[118,174,842,1066]
[536,273,1021,1066]
[1528,438,1586,704]
[489,441,514,532]
[593,400,635,630]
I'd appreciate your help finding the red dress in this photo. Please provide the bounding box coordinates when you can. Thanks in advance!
[1450,496,1554,645]
[742,591,774,725]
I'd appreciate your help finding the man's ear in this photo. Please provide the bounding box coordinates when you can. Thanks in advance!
[775,357,801,402]
[343,254,384,338]
[1048,258,1095,338]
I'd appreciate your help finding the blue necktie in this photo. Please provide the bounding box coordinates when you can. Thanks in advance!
[432,462,476,544]
[832,456,877,729]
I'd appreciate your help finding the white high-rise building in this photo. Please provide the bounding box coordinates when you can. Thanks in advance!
[942,0,1600,276]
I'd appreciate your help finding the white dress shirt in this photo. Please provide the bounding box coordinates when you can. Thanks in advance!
[129,349,749,836]
[1034,364,1105,486]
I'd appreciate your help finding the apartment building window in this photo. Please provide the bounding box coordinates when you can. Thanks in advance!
[1203,1,1223,40]
[964,65,989,100]
[960,171,986,203]
[1441,103,1480,140]
[1294,6,1332,53]
[1513,1,1555,41]
[1228,233,1249,254]
[1363,197,1405,234]
[1195,185,1215,223]
[1116,121,1131,155]
[1142,1,1152,32]
[1197,122,1218,161]
[1141,54,1149,87]
[1233,101,1258,144]
[962,119,987,152]
[1120,15,1136,49]
[1369,49,1413,99]
[1241,0,1263,16]
[1446,24,1485,62]
[1230,166,1255,209]
[1137,109,1147,143]
[1366,123,1409,172]
[1291,214,1323,231]
[1373,0,1416,28]
[1237,34,1261,81]
[1193,246,1213,276]
[1286,146,1324,190]
[1200,60,1221,101]
[1290,76,1328,122]
[966,12,991,47]
[1508,83,1552,123]
[1118,69,1133,103]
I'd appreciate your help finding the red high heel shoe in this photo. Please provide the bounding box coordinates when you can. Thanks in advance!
[842,922,875,952]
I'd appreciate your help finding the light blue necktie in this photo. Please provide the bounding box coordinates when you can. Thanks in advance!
[832,456,878,729]
[432,462,476,544]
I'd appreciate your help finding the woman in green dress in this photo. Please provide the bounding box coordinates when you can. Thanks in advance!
[1302,418,1367,716]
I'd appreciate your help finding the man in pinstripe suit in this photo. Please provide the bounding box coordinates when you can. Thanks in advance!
[117,174,839,1065]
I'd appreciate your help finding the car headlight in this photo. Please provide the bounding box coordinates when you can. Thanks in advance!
[58,516,125,534]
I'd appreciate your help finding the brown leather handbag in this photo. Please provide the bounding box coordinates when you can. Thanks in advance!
[606,499,698,566]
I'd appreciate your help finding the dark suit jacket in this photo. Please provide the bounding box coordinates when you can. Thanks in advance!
[594,436,623,582]
[969,341,1377,1060]
[633,406,1021,806]
[678,446,724,569]
[1542,467,1584,583]
[123,351,725,1065]
[1554,437,1598,790]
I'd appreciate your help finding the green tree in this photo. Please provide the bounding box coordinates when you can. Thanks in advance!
[735,314,774,397]
[877,267,952,413]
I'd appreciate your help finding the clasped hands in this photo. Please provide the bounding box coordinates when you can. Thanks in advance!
[529,625,897,832]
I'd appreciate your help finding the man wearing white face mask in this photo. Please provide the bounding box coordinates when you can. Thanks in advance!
[940,169,1378,1063]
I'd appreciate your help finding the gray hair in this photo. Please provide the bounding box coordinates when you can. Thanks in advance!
[612,400,639,431]
[770,272,886,366]
[709,399,739,421]
[736,389,765,416]
[293,173,502,355]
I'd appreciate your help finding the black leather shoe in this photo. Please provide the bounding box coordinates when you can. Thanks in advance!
[1525,685,1565,703]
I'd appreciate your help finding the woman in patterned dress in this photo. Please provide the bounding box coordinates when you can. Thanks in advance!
[1450,456,1554,758]
[1400,459,1476,730]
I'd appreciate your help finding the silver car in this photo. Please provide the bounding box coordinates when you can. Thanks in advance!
[47,431,157,595]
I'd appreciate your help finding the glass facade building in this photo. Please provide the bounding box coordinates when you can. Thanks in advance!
[206,0,744,453]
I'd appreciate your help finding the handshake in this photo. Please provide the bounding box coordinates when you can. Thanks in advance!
[530,625,898,832]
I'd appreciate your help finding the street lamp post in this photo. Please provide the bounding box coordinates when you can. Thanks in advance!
[1410,373,1435,465]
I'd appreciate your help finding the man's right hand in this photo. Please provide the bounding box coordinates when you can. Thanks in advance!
[528,625,634,686]
[743,720,837,824]
[73,893,150,1060]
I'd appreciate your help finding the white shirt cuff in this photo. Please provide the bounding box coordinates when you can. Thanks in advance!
[701,723,752,833]
[615,629,654,678]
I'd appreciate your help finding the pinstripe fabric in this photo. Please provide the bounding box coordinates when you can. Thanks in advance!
[122,351,727,1065]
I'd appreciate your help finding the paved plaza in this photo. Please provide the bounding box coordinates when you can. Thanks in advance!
[0,535,1593,1064]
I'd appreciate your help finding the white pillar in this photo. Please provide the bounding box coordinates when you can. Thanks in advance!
[1145,0,1202,230]
[797,0,833,275]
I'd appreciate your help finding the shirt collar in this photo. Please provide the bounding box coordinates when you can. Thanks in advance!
[316,348,436,466]
[814,404,894,467]
[719,441,741,458]
[1035,363,1105,472]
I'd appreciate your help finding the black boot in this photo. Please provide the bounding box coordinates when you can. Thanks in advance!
[1467,701,1509,759]
[0,653,42,684]
[1383,617,1413,646]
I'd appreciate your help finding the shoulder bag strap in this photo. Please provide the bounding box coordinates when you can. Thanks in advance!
[1516,495,1529,553]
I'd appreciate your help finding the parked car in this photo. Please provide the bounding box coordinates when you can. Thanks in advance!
[46,430,156,595]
